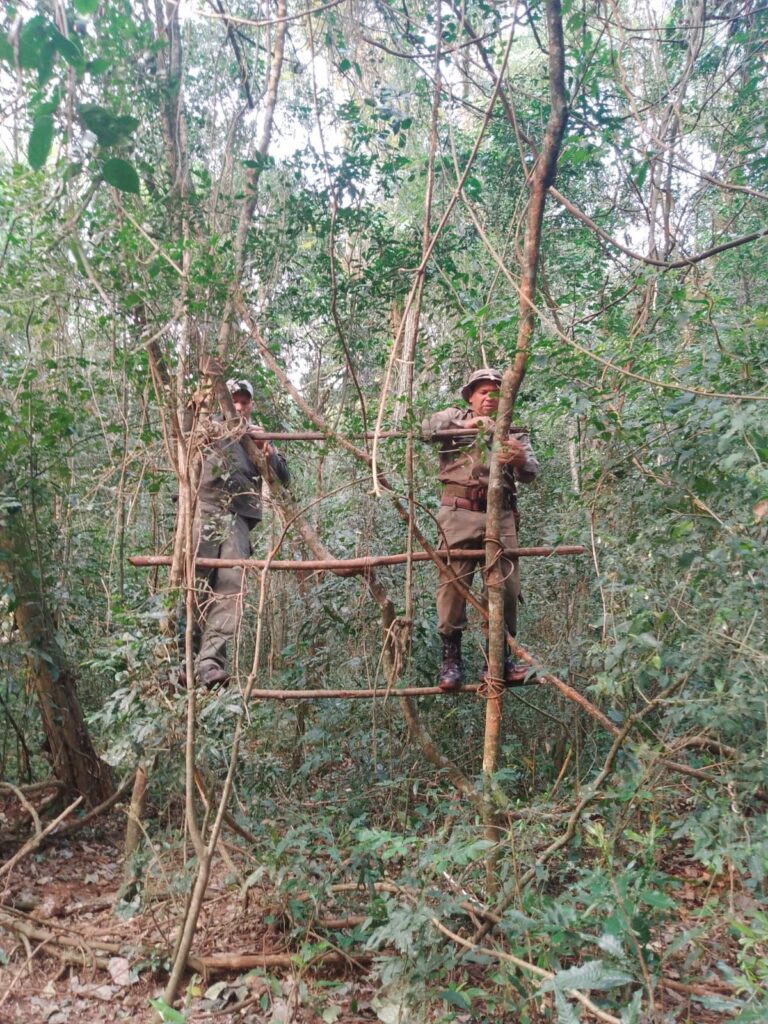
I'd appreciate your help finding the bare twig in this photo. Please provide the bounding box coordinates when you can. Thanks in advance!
[0,797,82,881]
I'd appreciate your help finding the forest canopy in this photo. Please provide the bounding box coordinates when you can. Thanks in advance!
[0,0,766,1020]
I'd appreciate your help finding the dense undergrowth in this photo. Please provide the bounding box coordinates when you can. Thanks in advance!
[56,393,763,1022]
[2,0,767,1017]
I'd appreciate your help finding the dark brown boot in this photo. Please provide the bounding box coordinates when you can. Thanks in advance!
[438,634,464,692]
[481,654,536,686]
[502,658,535,685]
[197,661,230,689]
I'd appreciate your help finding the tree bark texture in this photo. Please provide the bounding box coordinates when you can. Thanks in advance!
[482,0,568,860]
[0,512,114,807]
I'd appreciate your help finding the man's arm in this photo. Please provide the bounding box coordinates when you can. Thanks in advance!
[421,407,469,440]
[500,434,539,483]
[267,447,290,486]
[245,426,290,486]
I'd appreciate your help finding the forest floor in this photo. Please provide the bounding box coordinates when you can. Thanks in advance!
[0,812,381,1024]
[0,811,752,1024]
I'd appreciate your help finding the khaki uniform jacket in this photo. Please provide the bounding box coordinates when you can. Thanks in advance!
[421,407,539,494]
[186,411,290,524]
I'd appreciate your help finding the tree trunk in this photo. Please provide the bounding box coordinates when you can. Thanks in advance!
[482,0,568,884]
[0,510,114,807]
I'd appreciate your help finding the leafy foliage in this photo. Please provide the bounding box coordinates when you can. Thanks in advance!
[1,0,766,1017]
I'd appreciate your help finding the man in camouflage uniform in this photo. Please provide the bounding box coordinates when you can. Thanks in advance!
[422,368,539,691]
[183,378,290,687]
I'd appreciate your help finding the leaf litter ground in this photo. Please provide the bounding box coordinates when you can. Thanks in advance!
[0,813,752,1023]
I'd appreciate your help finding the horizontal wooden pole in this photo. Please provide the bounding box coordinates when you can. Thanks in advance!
[242,427,528,441]
[129,546,584,572]
[246,684,485,700]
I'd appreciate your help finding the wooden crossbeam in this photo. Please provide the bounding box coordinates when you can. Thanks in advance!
[231,427,528,441]
[245,684,487,699]
[238,683,538,699]
[129,546,584,572]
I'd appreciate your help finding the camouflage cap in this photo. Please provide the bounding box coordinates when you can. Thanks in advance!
[226,377,254,398]
[460,367,503,402]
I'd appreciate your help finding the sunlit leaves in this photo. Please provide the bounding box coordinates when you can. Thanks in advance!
[87,57,111,76]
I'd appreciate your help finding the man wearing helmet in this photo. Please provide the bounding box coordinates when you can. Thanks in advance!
[422,368,539,692]
[181,377,290,688]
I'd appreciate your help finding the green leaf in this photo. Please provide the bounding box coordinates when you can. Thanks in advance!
[28,114,55,169]
[464,175,482,200]
[36,86,62,116]
[63,161,83,181]
[87,57,111,76]
[0,35,14,64]
[554,991,582,1024]
[242,153,274,171]
[632,161,649,190]
[80,104,139,146]
[541,960,635,993]
[74,0,100,12]
[439,988,472,1010]
[50,28,84,67]
[102,157,140,194]
[148,998,186,1022]
[640,888,676,909]
[18,17,46,68]
[79,103,113,141]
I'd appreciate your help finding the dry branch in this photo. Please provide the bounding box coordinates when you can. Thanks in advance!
[188,950,374,974]
[477,0,568,884]
[0,798,82,881]
[53,770,135,838]
[245,683,485,700]
[124,764,149,872]
[432,918,622,1024]
[0,780,64,797]
[215,428,528,441]
[659,977,735,997]
[0,781,42,835]
[128,546,584,571]
[550,186,768,269]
